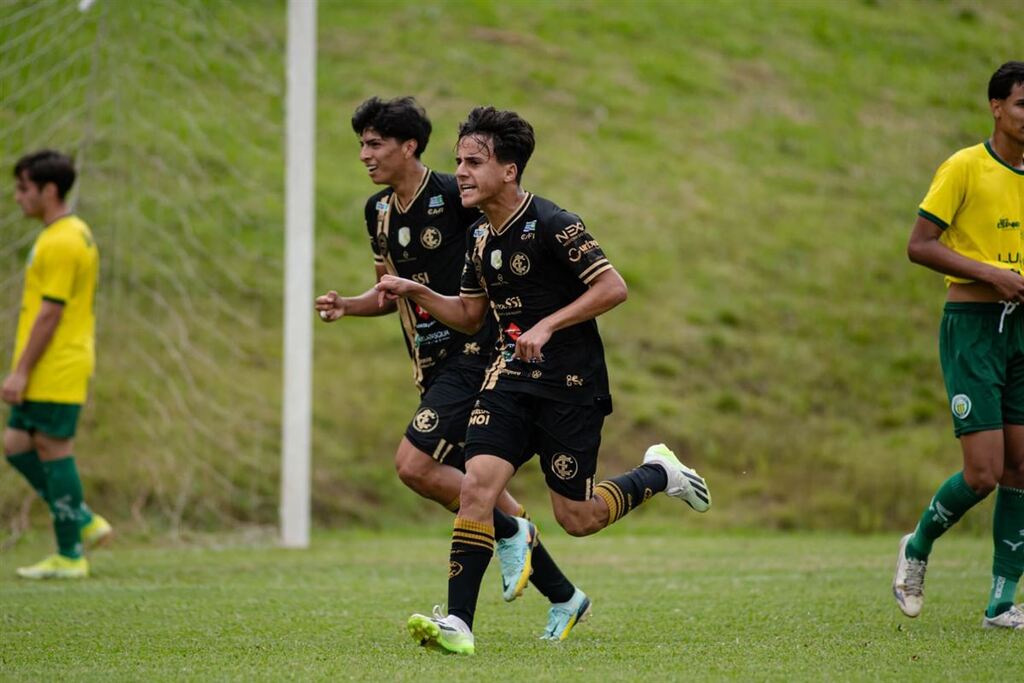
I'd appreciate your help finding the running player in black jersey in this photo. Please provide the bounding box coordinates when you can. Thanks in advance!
[377,106,712,655]
[315,97,580,644]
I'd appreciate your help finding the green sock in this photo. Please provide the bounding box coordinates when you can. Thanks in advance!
[907,471,984,561]
[42,456,86,559]
[987,486,1024,618]
[6,450,49,501]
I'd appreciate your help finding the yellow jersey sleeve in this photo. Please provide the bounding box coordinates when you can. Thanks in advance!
[35,232,82,303]
[918,152,967,229]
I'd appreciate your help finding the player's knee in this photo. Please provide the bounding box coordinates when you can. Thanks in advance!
[965,467,999,496]
[458,470,499,513]
[394,450,435,496]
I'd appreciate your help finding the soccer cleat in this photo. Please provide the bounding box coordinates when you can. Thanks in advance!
[81,512,113,548]
[16,554,89,580]
[643,443,711,512]
[407,606,475,655]
[983,605,1024,630]
[495,517,538,602]
[892,533,927,618]
[541,588,592,641]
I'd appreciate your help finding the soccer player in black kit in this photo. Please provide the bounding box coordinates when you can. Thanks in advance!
[315,97,582,644]
[377,106,712,655]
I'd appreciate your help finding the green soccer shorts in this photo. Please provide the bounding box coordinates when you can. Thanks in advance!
[940,302,1024,437]
[6,400,82,439]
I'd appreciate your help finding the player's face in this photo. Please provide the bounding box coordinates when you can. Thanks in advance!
[993,82,1024,147]
[358,128,407,186]
[13,171,44,219]
[454,134,516,208]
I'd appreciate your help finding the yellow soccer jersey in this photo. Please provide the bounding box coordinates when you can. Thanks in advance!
[12,215,98,403]
[919,141,1024,287]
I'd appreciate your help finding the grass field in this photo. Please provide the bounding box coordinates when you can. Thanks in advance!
[0,519,1014,681]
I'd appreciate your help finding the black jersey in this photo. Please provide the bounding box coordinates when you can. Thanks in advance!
[365,169,494,392]
[460,193,614,406]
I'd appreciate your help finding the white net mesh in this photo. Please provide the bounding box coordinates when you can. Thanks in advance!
[1,0,285,534]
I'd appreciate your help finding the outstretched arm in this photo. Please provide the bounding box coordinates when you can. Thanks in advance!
[315,265,397,322]
[513,267,627,362]
[375,274,489,334]
[907,216,1024,301]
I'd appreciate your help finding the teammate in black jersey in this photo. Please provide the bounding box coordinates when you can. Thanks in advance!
[315,97,580,647]
[378,106,713,654]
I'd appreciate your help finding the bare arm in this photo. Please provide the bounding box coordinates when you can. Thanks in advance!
[1,300,63,405]
[907,216,1024,301]
[514,267,628,362]
[314,264,397,322]
[375,274,489,334]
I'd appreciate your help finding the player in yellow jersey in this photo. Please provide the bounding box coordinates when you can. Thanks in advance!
[3,150,111,579]
[893,62,1024,629]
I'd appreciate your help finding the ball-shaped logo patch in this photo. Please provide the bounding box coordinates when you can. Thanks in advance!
[951,394,972,420]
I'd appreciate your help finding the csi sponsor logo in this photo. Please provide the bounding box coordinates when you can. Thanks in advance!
[551,453,579,480]
[411,272,430,285]
[494,296,523,312]
[413,407,440,432]
[421,227,442,249]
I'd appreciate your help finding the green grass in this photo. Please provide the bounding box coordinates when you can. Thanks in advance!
[0,521,1015,681]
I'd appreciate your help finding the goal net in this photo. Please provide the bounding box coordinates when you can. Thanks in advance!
[1,0,287,535]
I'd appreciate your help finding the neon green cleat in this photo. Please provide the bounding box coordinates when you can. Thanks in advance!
[81,512,113,548]
[16,554,89,580]
[643,443,711,512]
[408,606,475,655]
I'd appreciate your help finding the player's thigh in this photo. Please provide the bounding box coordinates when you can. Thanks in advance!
[463,388,535,474]
[940,305,1006,438]
[403,369,480,471]
[8,401,78,460]
[534,399,604,503]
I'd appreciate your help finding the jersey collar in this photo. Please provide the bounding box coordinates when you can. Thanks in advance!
[489,192,533,236]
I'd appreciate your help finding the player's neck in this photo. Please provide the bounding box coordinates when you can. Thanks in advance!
[481,186,527,230]
[391,163,427,206]
[41,203,70,226]
[989,132,1024,170]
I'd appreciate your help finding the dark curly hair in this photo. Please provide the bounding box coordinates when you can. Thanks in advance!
[351,96,431,158]
[457,106,535,183]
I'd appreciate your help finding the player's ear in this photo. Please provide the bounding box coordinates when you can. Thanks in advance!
[504,162,518,184]
[403,139,418,159]
[990,97,1003,120]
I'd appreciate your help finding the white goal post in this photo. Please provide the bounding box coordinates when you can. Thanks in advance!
[280,0,317,549]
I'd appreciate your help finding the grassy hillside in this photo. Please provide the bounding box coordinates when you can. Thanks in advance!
[2,0,1022,534]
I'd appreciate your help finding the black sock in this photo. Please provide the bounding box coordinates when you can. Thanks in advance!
[447,517,494,630]
[529,540,575,604]
[493,507,519,539]
[594,463,667,526]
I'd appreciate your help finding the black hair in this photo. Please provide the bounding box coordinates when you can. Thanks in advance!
[457,106,535,183]
[988,61,1024,101]
[350,96,431,158]
[13,149,76,200]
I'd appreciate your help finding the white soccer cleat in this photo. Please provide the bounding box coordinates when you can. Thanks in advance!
[983,605,1024,630]
[407,605,475,655]
[643,443,711,512]
[892,533,927,618]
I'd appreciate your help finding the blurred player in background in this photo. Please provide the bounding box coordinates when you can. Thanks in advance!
[895,61,1024,629]
[315,97,584,640]
[377,106,712,655]
[4,150,111,579]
